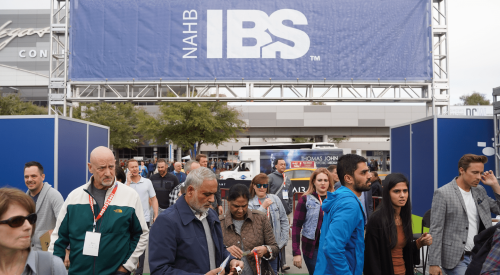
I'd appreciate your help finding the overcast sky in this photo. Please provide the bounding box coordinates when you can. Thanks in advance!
[2,0,499,105]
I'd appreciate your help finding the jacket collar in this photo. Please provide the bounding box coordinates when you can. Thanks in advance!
[451,177,480,213]
[176,194,219,226]
[83,176,118,196]
[223,208,255,229]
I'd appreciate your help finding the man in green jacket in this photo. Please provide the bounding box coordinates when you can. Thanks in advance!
[49,146,149,275]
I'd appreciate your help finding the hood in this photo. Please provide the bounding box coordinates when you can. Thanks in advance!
[322,186,360,214]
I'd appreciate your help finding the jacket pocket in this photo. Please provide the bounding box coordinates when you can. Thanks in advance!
[443,239,453,246]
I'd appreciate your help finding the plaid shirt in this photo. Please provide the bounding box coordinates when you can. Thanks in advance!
[292,192,324,259]
[481,228,500,274]
[169,182,184,207]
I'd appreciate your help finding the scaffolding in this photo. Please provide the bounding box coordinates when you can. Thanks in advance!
[48,0,450,117]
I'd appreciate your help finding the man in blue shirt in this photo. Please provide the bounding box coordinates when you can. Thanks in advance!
[172,162,186,183]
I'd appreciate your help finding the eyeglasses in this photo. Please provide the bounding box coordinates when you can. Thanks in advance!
[256,184,268,189]
[0,213,37,228]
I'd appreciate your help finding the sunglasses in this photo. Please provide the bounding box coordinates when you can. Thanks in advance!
[256,184,268,189]
[0,213,37,228]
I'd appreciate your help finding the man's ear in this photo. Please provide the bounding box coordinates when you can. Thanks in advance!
[344,174,353,185]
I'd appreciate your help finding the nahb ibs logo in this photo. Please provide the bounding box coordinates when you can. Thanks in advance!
[182,9,310,59]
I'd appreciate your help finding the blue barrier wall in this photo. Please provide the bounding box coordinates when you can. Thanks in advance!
[391,116,495,218]
[390,124,411,180]
[411,118,434,217]
[0,117,55,191]
[0,116,109,199]
[58,119,89,199]
[437,118,495,199]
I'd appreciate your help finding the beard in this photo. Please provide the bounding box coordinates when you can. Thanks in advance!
[354,178,371,192]
[189,192,210,215]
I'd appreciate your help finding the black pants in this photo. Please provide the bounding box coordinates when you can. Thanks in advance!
[136,222,150,274]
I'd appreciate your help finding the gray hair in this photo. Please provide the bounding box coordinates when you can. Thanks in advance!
[180,183,187,194]
[185,166,216,190]
[184,160,199,173]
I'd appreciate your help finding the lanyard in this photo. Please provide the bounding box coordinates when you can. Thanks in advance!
[318,194,326,206]
[253,250,261,275]
[89,183,118,232]
[282,174,286,186]
[258,197,270,219]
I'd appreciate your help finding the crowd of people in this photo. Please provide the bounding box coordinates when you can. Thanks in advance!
[1,146,499,275]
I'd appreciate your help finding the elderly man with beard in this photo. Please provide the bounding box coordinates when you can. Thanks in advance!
[49,146,149,275]
[149,167,244,275]
[314,154,372,275]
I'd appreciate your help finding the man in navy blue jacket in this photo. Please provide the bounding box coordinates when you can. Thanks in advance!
[149,167,244,275]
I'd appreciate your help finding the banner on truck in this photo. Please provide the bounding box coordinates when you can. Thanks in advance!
[69,0,432,81]
[260,149,343,174]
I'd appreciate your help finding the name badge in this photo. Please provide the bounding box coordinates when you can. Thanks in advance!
[83,231,101,256]
[282,190,288,200]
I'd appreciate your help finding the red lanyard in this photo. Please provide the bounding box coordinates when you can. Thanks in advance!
[89,183,118,231]
[253,250,261,275]
[282,174,286,186]
[258,197,270,219]
[318,194,326,205]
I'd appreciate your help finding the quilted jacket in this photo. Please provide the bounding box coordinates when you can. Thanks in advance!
[220,209,279,275]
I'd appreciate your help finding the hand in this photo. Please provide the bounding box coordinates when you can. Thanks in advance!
[218,205,224,215]
[227,245,243,259]
[126,171,132,185]
[418,233,433,247]
[251,246,268,258]
[116,265,128,273]
[262,198,273,209]
[429,265,442,275]
[64,249,70,268]
[206,267,225,275]
[228,259,244,275]
[481,170,499,187]
[293,255,302,269]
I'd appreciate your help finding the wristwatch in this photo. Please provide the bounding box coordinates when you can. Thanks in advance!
[262,245,273,260]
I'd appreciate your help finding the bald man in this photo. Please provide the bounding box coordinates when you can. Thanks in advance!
[49,146,149,275]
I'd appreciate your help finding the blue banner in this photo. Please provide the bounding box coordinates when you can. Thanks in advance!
[70,0,432,81]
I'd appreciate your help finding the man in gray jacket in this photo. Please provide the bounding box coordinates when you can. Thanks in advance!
[24,161,64,251]
[268,158,294,271]
[429,154,500,275]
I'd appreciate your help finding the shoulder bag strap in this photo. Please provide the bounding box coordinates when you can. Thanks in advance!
[35,251,54,275]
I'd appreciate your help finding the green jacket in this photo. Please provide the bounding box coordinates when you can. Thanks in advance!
[49,178,149,275]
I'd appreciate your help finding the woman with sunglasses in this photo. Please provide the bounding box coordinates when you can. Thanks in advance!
[291,168,334,275]
[248,173,289,274]
[0,187,67,275]
[364,173,433,275]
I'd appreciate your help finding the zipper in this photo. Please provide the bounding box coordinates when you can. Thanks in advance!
[84,189,100,275]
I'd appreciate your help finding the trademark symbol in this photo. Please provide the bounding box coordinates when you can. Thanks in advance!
[310,56,320,61]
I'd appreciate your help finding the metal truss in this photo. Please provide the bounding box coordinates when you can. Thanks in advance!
[67,81,432,103]
[48,0,70,115]
[428,0,450,115]
[52,0,450,116]
[493,87,500,178]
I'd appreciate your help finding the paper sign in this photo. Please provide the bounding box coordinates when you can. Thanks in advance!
[83,231,101,256]
[39,230,51,251]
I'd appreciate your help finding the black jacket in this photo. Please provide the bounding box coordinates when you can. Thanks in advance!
[364,209,420,275]
[465,223,500,275]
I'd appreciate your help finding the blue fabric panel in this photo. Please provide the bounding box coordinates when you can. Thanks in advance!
[0,118,55,191]
[69,0,432,81]
[58,119,87,199]
[87,125,109,180]
[390,125,411,180]
[437,118,495,204]
[411,119,434,217]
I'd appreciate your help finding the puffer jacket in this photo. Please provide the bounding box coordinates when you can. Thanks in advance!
[220,209,279,275]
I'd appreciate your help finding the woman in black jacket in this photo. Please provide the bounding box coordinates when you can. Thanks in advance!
[364,173,433,275]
